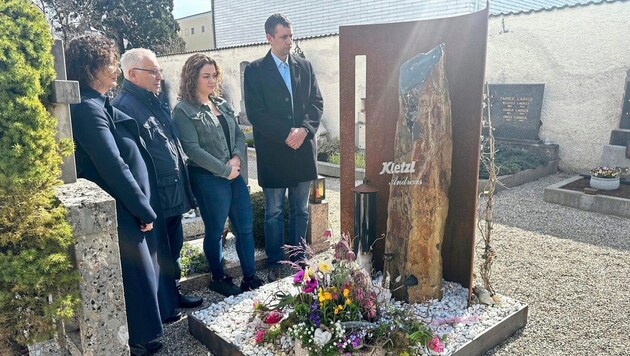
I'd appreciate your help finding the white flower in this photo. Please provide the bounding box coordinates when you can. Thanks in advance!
[313,327,332,347]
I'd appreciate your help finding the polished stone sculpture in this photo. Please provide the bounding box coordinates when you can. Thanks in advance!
[384,44,453,302]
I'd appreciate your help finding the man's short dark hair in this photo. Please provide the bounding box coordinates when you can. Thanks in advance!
[265,13,292,36]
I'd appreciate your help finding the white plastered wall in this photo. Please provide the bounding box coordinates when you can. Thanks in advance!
[159,1,630,172]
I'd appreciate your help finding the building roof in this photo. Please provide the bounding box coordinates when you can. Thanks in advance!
[490,0,627,16]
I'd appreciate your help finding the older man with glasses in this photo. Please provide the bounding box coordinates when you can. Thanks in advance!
[113,48,203,320]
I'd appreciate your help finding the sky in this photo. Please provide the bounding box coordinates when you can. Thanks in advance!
[172,0,212,19]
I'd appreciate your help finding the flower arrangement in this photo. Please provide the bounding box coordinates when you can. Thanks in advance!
[590,166,628,179]
[250,233,445,355]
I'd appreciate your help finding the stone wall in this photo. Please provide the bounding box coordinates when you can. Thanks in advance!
[158,1,630,172]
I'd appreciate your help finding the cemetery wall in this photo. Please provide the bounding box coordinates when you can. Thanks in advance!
[159,1,629,171]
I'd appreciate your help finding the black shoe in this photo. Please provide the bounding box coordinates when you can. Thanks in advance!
[208,275,241,296]
[129,344,148,356]
[266,266,282,283]
[146,340,163,353]
[163,310,183,324]
[240,275,265,291]
[178,292,203,308]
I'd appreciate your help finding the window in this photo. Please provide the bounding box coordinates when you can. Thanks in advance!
[191,27,195,35]
[185,29,189,36]
[201,25,205,33]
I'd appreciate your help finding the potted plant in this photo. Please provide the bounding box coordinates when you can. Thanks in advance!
[589,166,628,190]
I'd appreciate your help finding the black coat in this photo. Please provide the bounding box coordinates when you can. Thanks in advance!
[113,79,195,218]
[244,51,323,188]
[71,87,177,344]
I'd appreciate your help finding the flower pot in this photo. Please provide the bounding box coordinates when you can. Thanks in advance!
[589,176,620,190]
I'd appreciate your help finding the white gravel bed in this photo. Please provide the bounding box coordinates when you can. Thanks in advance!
[155,167,630,356]
[191,278,525,356]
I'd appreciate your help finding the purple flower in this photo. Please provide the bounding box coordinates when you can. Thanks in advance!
[293,269,305,284]
[303,277,318,293]
[309,311,321,327]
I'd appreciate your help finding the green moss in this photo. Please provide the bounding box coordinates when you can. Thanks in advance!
[0,0,79,347]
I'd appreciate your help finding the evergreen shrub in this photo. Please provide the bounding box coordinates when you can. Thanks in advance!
[0,0,78,349]
[478,145,548,179]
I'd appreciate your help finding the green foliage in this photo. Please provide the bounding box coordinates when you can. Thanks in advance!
[249,191,288,249]
[179,243,210,277]
[328,151,365,169]
[95,0,183,55]
[34,0,184,55]
[318,139,365,168]
[0,0,79,348]
[479,145,547,179]
[245,138,255,148]
[317,138,340,162]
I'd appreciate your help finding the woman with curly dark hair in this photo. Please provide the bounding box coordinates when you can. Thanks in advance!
[66,34,178,356]
[173,54,264,296]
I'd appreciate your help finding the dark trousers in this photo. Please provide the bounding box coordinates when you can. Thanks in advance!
[165,214,184,281]
[189,169,256,280]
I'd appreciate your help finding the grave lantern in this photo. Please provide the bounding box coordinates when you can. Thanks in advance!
[352,179,378,253]
[309,176,326,204]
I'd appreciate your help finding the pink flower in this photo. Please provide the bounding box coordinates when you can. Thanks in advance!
[293,269,305,284]
[303,277,318,293]
[428,336,445,353]
[323,229,332,239]
[255,330,266,343]
[264,310,283,324]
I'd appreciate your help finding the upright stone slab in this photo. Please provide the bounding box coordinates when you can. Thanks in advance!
[384,45,452,302]
[488,84,545,141]
[50,39,80,184]
[55,180,129,356]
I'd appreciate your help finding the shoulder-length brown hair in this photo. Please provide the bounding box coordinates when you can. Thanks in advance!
[177,54,223,104]
[66,34,119,88]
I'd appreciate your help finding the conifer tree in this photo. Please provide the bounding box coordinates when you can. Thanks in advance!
[0,0,78,350]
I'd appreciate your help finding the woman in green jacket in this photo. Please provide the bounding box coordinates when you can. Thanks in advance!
[173,54,264,296]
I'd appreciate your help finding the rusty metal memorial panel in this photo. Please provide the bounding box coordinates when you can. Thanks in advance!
[339,8,489,298]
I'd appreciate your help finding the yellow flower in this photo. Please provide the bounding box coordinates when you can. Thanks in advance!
[334,305,344,314]
[318,261,333,274]
[343,288,350,297]
[345,298,352,305]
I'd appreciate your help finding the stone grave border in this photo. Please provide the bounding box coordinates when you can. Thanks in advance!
[187,284,528,356]
[544,176,630,218]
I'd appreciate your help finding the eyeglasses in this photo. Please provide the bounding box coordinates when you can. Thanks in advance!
[133,68,164,77]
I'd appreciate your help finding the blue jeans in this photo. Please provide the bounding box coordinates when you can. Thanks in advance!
[189,168,256,279]
[263,180,311,265]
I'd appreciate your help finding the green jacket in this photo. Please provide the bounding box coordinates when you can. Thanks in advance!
[173,97,246,179]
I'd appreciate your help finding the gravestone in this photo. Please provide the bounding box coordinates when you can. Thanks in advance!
[488,84,545,141]
[384,44,452,302]
[339,6,489,298]
[618,70,630,130]
[603,69,630,166]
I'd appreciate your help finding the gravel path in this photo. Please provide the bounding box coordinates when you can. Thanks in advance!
[157,170,630,356]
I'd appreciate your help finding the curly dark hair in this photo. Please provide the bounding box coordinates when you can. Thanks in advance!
[65,34,119,88]
[177,53,223,104]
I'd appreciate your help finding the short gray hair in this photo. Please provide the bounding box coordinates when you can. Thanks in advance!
[120,48,157,79]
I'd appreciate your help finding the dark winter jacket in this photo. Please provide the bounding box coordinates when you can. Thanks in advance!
[113,79,195,217]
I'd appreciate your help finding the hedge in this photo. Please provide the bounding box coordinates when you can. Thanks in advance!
[0,0,78,349]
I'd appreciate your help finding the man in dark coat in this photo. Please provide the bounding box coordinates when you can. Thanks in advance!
[113,48,202,310]
[244,13,323,281]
